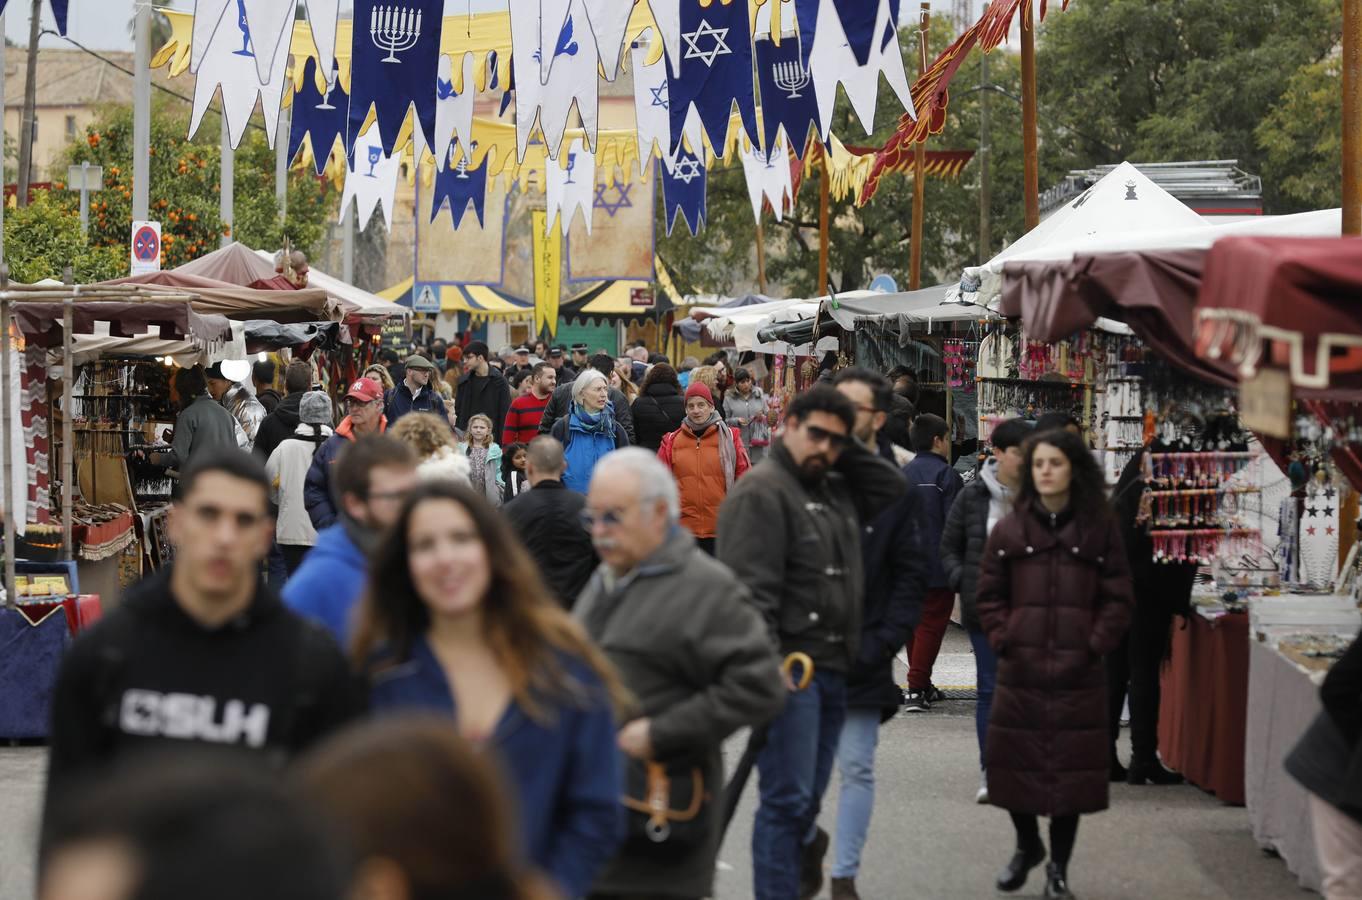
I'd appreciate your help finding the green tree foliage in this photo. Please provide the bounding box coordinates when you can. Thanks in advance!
[1256,55,1341,212]
[61,99,335,269]
[3,190,124,283]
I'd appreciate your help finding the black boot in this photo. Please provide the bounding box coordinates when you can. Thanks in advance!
[1109,750,1127,783]
[798,826,830,900]
[1127,756,1184,786]
[996,842,1046,893]
[1044,862,1075,899]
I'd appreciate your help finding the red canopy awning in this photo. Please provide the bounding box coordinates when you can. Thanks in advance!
[1195,236,1362,392]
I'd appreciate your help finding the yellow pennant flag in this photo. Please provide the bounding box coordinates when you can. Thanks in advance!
[531,209,562,338]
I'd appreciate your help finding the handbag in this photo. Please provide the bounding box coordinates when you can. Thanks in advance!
[620,758,709,850]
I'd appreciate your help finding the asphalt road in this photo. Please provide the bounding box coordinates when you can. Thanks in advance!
[0,628,1310,900]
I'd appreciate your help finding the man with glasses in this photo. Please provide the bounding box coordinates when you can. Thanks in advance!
[576,448,784,900]
[304,377,388,530]
[44,451,360,837]
[285,436,419,645]
[717,385,907,900]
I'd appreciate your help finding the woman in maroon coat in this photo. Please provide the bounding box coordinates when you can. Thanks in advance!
[976,428,1134,900]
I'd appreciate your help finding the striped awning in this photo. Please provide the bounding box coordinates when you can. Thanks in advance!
[439,284,533,319]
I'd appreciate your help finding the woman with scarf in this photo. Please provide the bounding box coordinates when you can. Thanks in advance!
[657,382,751,555]
[549,369,630,493]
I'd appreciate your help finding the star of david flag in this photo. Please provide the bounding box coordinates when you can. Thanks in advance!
[653,0,758,156]
[0,0,68,35]
[754,29,820,157]
[189,0,291,148]
[546,138,596,236]
[629,31,705,175]
[809,0,914,137]
[660,151,707,237]
[289,57,349,175]
[433,53,478,171]
[511,0,600,160]
[341,122,403,233]
[348,0,444,158]
[430,140,489,229]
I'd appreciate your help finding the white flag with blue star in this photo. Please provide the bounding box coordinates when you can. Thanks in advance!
[630,30,705,174]
[546,138,596,236]
[809,0,914,136]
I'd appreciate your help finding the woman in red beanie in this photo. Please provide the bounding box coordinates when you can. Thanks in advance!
[657,382,751,554]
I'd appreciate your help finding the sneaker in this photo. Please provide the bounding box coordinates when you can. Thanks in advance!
[798,826,830,900]
[926,685,948,704]
[830,876,861,900]
[976,772,990,805]
[902,689,930,712]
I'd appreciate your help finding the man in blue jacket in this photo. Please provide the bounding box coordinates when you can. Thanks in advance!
[383,354,448,425]
[901,413,963,712]
[285,436,418,647]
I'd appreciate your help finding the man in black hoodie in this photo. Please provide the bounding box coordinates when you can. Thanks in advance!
[43,450,360,839]
[253,361,313,462]
[454,340,513,444]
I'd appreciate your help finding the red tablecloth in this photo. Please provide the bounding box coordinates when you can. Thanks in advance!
[1158,610,1249,805]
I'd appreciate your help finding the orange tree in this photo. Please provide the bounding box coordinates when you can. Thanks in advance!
[62,98,335,269]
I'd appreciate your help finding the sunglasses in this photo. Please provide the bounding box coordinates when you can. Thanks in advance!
[805,424,850,450]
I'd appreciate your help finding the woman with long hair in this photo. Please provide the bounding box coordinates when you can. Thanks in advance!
[297,716,556,900]
[548,369,629,493]
[631,363,686,451]
[353,483,628,899]
[975,429,1133,900]
[363,363,395,393]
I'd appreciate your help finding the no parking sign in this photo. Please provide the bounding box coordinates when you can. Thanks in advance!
[130,221,161,275]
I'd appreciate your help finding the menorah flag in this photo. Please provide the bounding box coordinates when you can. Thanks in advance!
[289,57,349,175]
[531,210,563,337]
[659,152,707,237]
[430,140,489,229]
[348,0,444,158]
[657,0,757,156]
[739,133,794,224]
[858,0,1069,205]
[0,0,68,35]
[754,32,820,159]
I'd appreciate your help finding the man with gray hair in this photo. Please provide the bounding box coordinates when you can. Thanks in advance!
[503,436,597,608]
[576,448,785,900]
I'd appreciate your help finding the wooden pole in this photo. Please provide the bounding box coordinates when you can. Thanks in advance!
[909,2,930,289]
[16,0,41,207]
[978,3,992,264]
[61,268,73,559]
[1020,0,1040,230]
[1345,0,1361,235]
[755,219,768,295]
[1,271,14,608]
[818,157,831,292]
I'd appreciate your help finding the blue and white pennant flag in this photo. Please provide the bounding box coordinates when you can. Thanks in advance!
[652,0,758,156]
[288,56,349,174]
[660,151,707,236]
[430,139,489,229]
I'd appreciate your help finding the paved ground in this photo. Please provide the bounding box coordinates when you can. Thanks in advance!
[0,628,1312,900]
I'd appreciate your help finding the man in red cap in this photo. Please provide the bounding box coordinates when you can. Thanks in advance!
[657,381,750,555]
[303,377,387,529]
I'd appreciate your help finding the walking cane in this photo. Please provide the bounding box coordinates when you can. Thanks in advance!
[720,652,814,838]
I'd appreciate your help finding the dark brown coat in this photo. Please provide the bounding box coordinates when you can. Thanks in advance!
[976,501,1134,817]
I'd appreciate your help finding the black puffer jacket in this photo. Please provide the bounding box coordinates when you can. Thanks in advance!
[631,383,686,451]
[941,478,991,631]
[253,391,305,461]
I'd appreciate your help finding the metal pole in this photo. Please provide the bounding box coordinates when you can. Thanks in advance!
[909,2,930,290]
[61,268,73,559]
[1020,0,1040,230]
[78,162,90,237]
[220,116,234,248]
[1345,0,1361,235]
[818,158,830,293]
[16,0,41,207]
[132,1,151,221]
[1,277,15,608]
[275,103,290,224]
[978,6,992,263]
[0,12,8,260]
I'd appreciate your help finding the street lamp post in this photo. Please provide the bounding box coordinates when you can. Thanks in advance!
[66,161,104,237]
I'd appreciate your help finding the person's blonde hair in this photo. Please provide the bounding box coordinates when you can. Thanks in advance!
[389,412,456,460]
[363,364,395,391]
[466,413,495,448]
[689,365,718,393]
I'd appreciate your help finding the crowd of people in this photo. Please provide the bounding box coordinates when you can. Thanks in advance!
[40,338,1188,900]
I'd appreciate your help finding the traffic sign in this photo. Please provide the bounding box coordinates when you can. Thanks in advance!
[869,273,898,293]
[130,221,162,275]
[413,283,440,313]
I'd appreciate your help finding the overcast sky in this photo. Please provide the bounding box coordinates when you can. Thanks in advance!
[9,0,963,53]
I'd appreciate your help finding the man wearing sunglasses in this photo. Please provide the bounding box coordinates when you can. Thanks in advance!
[44,451,360,844]
[717,384,907,900]
[304,377,388,530]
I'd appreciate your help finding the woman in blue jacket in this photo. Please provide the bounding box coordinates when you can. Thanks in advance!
[550,369,629,492]
[352,481,629,899]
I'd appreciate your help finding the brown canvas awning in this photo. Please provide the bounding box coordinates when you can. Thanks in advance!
[12,300,231,347]
[99,271,339,321]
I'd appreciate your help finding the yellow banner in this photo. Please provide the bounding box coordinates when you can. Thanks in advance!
[531,209,562,338]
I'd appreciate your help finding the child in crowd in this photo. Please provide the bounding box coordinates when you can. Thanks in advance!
[457,413,503,507]
[502,442,529,503]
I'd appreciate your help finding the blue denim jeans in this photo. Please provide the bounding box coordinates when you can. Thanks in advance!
[752,669,847,900]
[830,707,880,878]
[969,628,998,768]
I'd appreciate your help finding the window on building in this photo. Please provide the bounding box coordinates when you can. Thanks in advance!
[65,115,76,140]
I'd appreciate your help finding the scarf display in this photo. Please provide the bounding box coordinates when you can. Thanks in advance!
[685,412,738,490]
